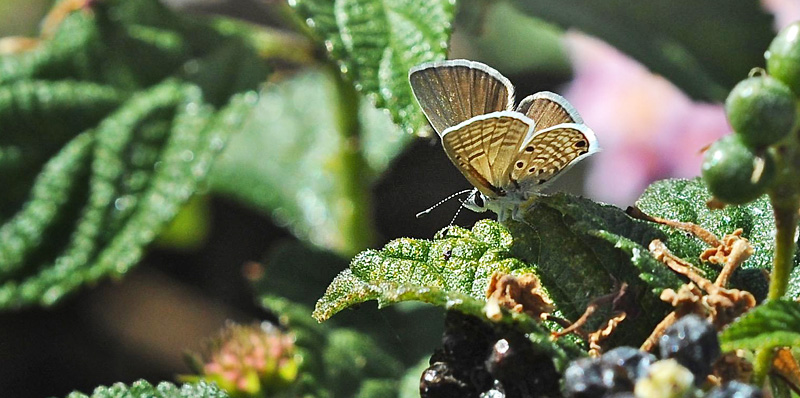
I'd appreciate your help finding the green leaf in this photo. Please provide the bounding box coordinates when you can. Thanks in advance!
[315,193,682,345]
[313,219,527,322]
[505,194,682,345]
[354,379,398,398]
[0,0,269,308]
[720,299,800,351]
[289,0,457,134]
[65,380,228,398]
[209,69,411,254]
[636,178,783,296]
[399,358,430,398]
[510,0,775,101]
[0,80,123,214]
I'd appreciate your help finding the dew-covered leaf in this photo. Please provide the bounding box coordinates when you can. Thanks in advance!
[315,194,680,345]
[209,69,411,255]
[510,0,774,101]
[0,0,269,308]
[65,380,228,398]
[290,0,456,134]
[313,219,529,322]
[635,178,784,296]
[720,299,800,352]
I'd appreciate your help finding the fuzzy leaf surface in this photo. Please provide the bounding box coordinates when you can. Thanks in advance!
[720,299,800,351]
[315,193,681,345]
[290,0,456,134]
[636,178,786,299]
[0,0,269,308]
[66,380,228,398]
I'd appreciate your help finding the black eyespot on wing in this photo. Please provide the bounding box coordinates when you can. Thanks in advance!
[528,167,536,173]
[515,161,524,168]
[575,140,587,148]
[525,146,534,152]
[578,150,588,156]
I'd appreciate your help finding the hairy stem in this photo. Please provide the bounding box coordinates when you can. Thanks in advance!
[327,63,376,255]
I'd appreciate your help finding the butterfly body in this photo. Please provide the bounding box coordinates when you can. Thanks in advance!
[409,60,599,221]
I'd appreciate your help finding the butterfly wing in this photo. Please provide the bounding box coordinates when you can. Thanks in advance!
[441,111,534,198]
[504,123,599,192]
[516,91,583,135]
[409,59,515,135]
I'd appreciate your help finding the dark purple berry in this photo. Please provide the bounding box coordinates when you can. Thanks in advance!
[659,315,720,383]
[563,357,634,398]
[705,381,764,398]
[600,346,656,382]
[480,381,506,398]
[420,362,473,398]
[485,334,560,397]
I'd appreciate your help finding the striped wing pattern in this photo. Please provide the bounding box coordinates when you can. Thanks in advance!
[409,60,514,135]
[506,124,595,189]
[441,112,532,198]
[516,92,583,133]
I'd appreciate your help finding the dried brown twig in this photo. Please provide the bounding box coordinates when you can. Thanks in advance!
[632,209,757,352]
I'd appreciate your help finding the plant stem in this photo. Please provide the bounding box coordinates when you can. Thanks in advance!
[209,17,315,65]
[327,63,376,255]
[767,199,799,301]
[753,117,800,384]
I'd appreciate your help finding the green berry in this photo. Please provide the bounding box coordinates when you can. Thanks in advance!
[726,76,796,148]
[701,135,775,204]
[766,22,800,96]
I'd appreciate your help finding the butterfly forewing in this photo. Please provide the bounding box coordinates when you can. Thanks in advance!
[505,123,598,190]
[441,112,534,198]
[516,92,583,133]
[409,60,515,135]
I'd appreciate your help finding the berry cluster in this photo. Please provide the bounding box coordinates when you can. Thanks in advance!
[702,22,800,204]
[563,315,762,397]
[420,311,560,398]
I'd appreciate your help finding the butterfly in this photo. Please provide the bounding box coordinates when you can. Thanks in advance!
[408,59,599,221]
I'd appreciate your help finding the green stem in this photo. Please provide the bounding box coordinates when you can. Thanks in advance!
[753,112,800,384]
[767,199,799,300]
[753,348,776,387]
[208,17,315,65]
[327,63,376,255]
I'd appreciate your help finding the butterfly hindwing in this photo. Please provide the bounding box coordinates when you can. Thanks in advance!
[505,123,598,191]
[409,60,515,135]
[441,111,534,198]
[516,91,583,135]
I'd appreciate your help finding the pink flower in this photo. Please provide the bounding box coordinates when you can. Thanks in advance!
[762,0,800,30]
[562,33,729,206]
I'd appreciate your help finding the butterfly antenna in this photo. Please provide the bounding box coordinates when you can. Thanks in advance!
[416,189,474,218]
[447,189,477,226]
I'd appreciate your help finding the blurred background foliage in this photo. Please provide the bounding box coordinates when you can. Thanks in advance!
[0,0,795,397]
